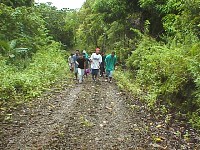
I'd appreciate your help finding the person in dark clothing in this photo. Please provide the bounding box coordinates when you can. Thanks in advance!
[100,52,106,77]
[76,53,86,83]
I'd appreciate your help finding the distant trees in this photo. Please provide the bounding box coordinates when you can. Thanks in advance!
[0,0,34,8]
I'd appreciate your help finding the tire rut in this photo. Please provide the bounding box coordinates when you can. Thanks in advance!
[53,79,150,149]
[1,83,83,150]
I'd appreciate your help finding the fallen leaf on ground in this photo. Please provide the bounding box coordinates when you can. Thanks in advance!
[149,143,167,149]
[100,124,104,127]
[156,124,162,128]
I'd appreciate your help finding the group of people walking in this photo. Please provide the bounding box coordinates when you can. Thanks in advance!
[68,48,117,84]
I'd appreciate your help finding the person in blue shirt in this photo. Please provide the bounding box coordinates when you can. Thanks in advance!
[105,51,117,83]
[73,50,80,80]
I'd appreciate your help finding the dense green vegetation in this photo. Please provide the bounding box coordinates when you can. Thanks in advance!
[0,2,73,106]
[75,0,200,128]
[1,0,200,128]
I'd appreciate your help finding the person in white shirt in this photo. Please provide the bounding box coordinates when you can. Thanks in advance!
[90,48,102,82]
[68,53,74,72]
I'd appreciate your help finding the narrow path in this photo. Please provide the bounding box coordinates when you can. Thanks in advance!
[0,77,199,149]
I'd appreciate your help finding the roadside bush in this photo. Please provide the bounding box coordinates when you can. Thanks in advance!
[114,69,142,97]
[119,35,200,128]
[0,4,48,52]
[0,42,69,101]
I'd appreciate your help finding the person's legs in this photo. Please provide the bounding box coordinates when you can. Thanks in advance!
[78,68,82,83]
[81,69,84,82]
[105,70,110,80]
[92,69,99,82]
[75,72,78,80]
[86,68,89,77]
[92,69,95,81]
[102,66,105,78]
[69,63,71,71]
[84,69,87,77]
[100,65,103,77]
[109,71,114,82]
[74,66,78,80]
[94,69,99,80]
[70,63,74,72]
[70,64,73,72]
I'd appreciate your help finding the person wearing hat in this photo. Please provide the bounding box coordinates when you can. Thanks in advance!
[90,48,102,82]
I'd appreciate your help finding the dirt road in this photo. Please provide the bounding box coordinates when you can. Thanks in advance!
[0,77,199,149]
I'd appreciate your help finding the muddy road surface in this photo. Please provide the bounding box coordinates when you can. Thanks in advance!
[0,77,199,149]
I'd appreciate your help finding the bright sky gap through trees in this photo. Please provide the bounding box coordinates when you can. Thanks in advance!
[35,0,86,9]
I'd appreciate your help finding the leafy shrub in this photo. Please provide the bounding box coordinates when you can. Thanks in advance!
[114,69,142,97]
[0,4,48,51]
[122,35,200,127]
[0,57,17,100]
[128,37,191,101]
[0,42,69,101]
